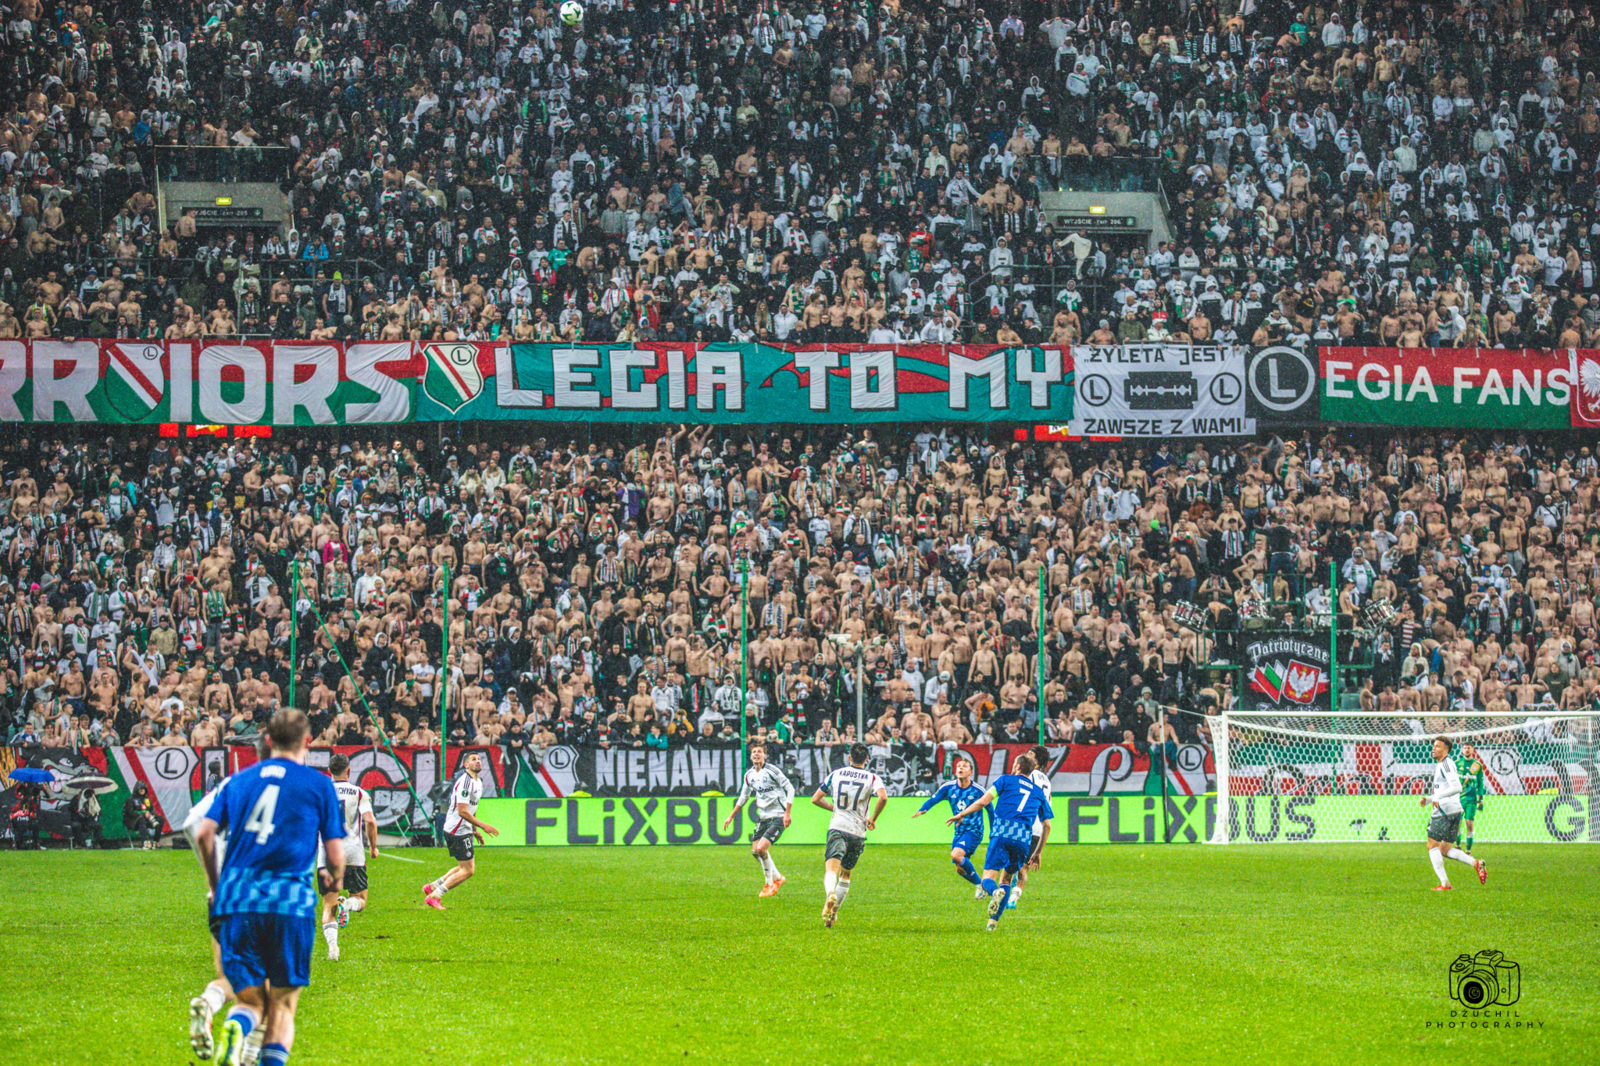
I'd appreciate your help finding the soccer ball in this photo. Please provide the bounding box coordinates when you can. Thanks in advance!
[559,0,584,24]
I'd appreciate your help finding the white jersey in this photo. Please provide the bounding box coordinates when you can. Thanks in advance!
[1429,757,1463,815]
[1028,768,1052,834]
[442,772,483,836]
[736,764,795,821]
[334,780,374,865]
[822,765,885,838]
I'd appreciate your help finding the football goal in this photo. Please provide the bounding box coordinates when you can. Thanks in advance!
[1206,710,1600,844]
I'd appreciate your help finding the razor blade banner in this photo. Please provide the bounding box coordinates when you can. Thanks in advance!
[1241,633,1332,714]
[1,745,510,838]
[477,794,1218,846]
[1070,343,1255,436]
[1219,795,1598,843]
[1227,740,1592,799]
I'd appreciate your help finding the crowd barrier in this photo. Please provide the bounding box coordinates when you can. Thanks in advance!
[3,341,1594,431]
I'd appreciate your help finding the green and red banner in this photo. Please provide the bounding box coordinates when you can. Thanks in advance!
[411,342,1075,424]
[6,340,1600,430]
[1319,347,1575,429]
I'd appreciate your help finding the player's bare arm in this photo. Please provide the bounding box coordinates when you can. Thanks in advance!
[1030,819,1052,870]
[866,788,887,831]
[364,809,379,858]
[459,801,500,839]
[194,817,222,894]
[319,836,346,896]
[811,787,835,812]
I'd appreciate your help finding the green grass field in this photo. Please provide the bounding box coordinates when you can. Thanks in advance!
[3,844,1595,1065]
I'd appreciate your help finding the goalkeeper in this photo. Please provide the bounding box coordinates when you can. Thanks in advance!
[1456,742,1487,853]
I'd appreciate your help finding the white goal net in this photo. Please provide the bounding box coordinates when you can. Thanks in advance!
[1206,711,1600,844]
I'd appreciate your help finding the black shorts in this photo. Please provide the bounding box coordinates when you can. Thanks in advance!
[1427,810,1462,844]
[344,865,369,894]
[824,829,866,871]
[208,907,223,942]
[445,831,475,862]
[753,817,786,845]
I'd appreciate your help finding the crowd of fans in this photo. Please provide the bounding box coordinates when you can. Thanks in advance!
[3,0,1600,347]
[1,424,1597,768]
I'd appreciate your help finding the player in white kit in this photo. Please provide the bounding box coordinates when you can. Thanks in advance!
[318,754,378,960]
[424,752,499,910]
[811,743,888,928]
[722,742,796,897]
[183,741,271,1063]
[1009,745,1053,910]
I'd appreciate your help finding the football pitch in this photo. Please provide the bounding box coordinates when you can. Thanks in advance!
[3,845,1594,1065]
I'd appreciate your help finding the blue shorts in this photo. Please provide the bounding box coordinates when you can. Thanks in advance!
[983,836,1031,875]
[217,912,315,991]
[951,829,982,856]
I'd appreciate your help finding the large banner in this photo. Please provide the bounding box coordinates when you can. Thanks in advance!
[525,743,941,799]
[478,794,1218,846]
[1219,795,1597,843]
[1245,345,1319,424]
[941,742,1213,797]
[1573,350,1600,427]
[0,340,416,425]
[1240,632,1332,714]
[1227,739,1591,799]
[412,342,1074,424]
[1070,343,1251,436]
[1319,347,1573,429]
[511,741,1212,800]
[1,744,507,838]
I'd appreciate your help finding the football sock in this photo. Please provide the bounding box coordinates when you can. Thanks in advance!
[321,921,338,950]
[981,876,998,896]
[765,856,782,882]
[346,897,366,914]
[836,880,850,907]
[1009,884,1023,905]
[261,1041,289,1066]
[434,880,450,896]
[1429,849,1450,886]
[995,881,1015,918]
[225,1006,256,1042]
[241,1029,264,1066]
[824,870,839,897]
[757,854,772,884]
[955,857,979,884]
[1446,848,1476,866]
[1464,835,1474,851]
[200,981,229,1015]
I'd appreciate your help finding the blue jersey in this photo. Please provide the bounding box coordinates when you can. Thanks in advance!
[988,774,1054,843]
[207,758,344,918]
[920,780,989,838]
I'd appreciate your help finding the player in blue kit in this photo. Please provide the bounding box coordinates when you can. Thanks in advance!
[947,752,1054,932]
[911,753,989,897]
[194,710,346,1066]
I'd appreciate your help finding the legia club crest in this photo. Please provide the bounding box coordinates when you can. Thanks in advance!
[423,343,484,413]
